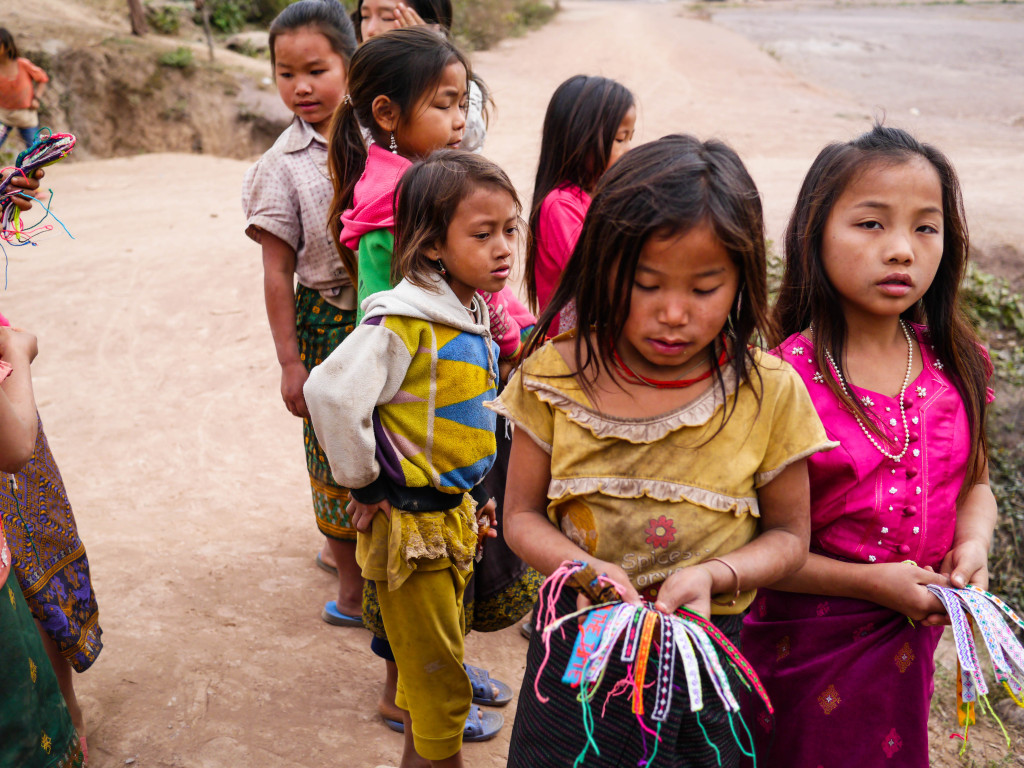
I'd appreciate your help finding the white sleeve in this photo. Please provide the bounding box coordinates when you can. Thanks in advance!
[303,322,412,489]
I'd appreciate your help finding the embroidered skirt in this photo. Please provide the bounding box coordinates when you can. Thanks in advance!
[296,283,357,541]
[740,589,942,767]
[1,419,102,672]
[0,573,84,768]
[508,587,750,768]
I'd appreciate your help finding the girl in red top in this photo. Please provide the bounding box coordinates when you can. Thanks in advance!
[0,28,49,151]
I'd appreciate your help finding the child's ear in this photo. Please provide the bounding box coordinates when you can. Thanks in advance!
[371,95,399,133]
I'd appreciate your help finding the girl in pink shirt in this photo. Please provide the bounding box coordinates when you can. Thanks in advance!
[741,124,997,767]
[525,75,635,320]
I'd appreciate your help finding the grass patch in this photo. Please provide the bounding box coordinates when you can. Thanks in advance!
[452,0,557,50]
[157,46,195,69]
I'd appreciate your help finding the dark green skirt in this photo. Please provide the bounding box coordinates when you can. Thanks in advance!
[0,570,83,768]
[296,283,357,541]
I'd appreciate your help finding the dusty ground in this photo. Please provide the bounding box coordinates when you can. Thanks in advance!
[2,1,1022,766]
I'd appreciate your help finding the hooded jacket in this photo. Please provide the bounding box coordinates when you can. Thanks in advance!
[304,273,498,510]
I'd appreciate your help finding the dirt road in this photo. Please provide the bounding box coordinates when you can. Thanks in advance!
[2,2,1021,766]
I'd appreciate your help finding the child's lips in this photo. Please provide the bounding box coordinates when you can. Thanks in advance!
[492,266,510,279]
[649,338,689,354]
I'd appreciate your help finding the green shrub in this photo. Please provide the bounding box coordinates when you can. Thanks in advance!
[147,4,182,34]
[206,0,248,33]
[452,0,556,50]
[158,46,195,69]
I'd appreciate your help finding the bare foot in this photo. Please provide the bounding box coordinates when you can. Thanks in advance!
[318,539,337,570]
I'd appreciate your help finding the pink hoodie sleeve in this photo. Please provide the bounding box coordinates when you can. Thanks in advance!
[479,286,536,359]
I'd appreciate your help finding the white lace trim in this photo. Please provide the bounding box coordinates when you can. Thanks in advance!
[524,374,740,444]
[548,475,760,518]
[754,441,840,487]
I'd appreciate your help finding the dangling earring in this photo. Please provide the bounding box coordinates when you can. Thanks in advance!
[389,132,398,154]
[435,258,446,276]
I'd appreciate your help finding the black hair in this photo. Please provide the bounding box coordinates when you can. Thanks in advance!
[269,0,358,69]
[394,150,521,289]
[525,75,634,310]
[0,28,19,61]
[525,134,773,428]
[326,27,473,284]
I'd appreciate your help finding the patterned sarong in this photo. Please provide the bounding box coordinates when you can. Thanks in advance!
[295,283,357,540]
[0,573,84,768]
[2,418,102,672]
[741,589,942,767]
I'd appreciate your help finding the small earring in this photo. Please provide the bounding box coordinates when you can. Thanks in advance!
[389,132,398,153]
[436,258,446,276]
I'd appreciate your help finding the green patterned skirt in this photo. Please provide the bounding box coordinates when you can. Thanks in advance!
[0,571,83,768]
[296,283,357,541]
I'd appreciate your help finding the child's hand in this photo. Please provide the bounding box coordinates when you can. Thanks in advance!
[939,540,989,590]
[3,168,44,212]
[576,559,640,613]
[280,360,310,418]
[655,565,714,620]
[863,561,948,621]
[919,542,990,626]
[476,497,498,547]
[394,3,427,27]
[0,327,39,366]
[347,498,392,532]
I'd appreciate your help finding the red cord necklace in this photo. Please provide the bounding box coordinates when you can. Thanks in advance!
[611,336,729,389]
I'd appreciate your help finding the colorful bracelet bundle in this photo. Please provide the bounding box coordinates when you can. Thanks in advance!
[926,584,1024,754]
[534,560,772,767]
[0,130,77,252]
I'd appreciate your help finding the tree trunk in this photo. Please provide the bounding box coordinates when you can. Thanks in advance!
[128,0,148,36]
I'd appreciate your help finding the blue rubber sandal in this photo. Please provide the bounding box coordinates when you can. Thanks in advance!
[381,705,503,742]
[465,663,513,707]
[321,601,363,627]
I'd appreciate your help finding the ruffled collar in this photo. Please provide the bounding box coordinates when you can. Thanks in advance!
[519,341,745,444]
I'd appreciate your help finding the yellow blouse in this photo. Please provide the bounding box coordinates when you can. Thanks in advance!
[490,340,836,614]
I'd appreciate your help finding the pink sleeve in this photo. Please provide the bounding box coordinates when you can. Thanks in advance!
[535,193,588,310]
[21,59,48,85]
[480,287,536,359]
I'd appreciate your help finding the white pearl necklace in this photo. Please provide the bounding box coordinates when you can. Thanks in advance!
[816,320,914,463]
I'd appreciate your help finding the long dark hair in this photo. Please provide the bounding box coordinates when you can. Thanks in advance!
[0,28,19,60]
[351,0,453,42]
[394,150,521,290]
[268,0,357,69]
[326,27,472,284]
[523,134,773,423]
[772,123,990,487]
[525,75,635,310]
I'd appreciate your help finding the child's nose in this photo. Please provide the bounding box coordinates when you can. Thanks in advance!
[885,231,915,264]
[661,297,689,325]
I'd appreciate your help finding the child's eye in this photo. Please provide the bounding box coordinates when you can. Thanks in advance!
[633,281,657,292]
[473,232,490,241]
[277,72,293,79]
[505,226,518,237]
[918,224,940,234]
[857,221,883,230]
[310,69,326,76]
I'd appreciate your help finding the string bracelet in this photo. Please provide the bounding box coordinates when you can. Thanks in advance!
[706,558,741,607]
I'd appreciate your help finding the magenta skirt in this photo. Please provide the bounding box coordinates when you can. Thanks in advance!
[741,589,942,767]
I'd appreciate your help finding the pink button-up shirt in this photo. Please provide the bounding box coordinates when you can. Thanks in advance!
[774,325,990,570]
